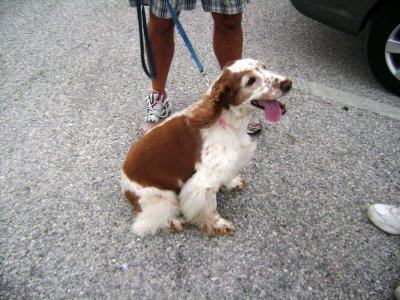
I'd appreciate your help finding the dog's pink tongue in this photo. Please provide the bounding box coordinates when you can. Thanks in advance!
[261,100,282,123]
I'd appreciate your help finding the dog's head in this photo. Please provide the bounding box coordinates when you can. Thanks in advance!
[187,59,292,129]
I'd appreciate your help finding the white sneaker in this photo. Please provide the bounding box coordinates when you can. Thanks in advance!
[140,91,173,135]
[367,204,400,235]
[395,285,400,300]
[247,114,261,134]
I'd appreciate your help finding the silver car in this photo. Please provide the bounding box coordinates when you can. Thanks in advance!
[290,0,400,96]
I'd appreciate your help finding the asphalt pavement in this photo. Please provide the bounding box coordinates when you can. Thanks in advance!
[1,0,399,298]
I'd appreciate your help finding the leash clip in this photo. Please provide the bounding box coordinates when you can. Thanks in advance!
[201,70,211,87]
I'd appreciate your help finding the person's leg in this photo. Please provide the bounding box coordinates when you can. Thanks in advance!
[211,12,263,134]
[147,10,175,97]
[140,10,175,135]
[211,12,243,69]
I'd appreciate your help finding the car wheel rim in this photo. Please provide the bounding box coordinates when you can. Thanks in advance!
[385,24,400,80]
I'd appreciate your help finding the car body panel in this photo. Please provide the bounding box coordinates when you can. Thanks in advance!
[290,0,379,34]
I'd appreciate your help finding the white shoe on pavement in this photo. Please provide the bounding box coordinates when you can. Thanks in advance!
[140,91,173,135]
[247,114,261,134]
[395,284,400,300]
[367,204,400,235]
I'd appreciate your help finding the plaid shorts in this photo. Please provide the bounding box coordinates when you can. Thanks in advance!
[148,0,249,18]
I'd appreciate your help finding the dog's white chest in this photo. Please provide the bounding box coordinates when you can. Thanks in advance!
[196,128,256,185]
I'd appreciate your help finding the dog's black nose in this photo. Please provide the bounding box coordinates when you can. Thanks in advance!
[280,79,292,92]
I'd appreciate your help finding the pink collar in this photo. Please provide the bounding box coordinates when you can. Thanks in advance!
[218,117,236,130]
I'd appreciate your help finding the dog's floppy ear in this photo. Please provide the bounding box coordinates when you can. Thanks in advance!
[186,75,232,130]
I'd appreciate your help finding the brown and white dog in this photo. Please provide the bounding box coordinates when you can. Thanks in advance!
[121,59,291,237]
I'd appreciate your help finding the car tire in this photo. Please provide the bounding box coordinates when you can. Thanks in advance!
[367,1,400,96]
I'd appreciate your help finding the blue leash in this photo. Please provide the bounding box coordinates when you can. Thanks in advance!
[133,0,210,86]
[164,0,210,86]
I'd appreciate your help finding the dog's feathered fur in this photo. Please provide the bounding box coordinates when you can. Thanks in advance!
[121,59,291,237]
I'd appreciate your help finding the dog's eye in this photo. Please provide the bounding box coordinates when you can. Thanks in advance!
[246,77,256,86]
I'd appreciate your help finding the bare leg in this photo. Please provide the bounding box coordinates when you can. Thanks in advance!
[212,12,243,69]
[147,11,175,96]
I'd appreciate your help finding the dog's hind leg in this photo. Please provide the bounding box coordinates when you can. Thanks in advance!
[132,192,185,236]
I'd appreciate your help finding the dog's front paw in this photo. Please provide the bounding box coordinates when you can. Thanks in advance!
[202,217,236,237]
[223,176,248,192]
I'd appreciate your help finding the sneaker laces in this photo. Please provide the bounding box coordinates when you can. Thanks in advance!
[247,113,261,134]
[388,207,400,218]
[145,92,171,123]
[248,114,260,127]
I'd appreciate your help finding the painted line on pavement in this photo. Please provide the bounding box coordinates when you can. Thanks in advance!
[294,78,400,121]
